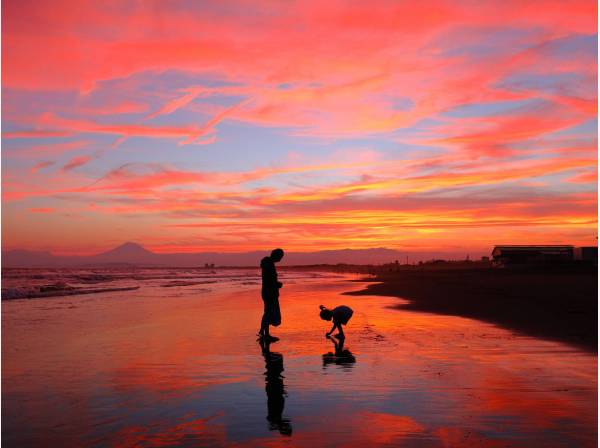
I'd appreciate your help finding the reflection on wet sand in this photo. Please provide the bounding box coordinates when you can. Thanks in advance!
[259,338,292,436]
[322,336,356,369]
[2,273,597,447]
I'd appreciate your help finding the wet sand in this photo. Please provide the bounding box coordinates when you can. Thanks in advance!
[347,266,598,352]
[2,272,597,447]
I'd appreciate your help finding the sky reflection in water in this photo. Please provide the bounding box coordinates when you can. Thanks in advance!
[2,271,597,447]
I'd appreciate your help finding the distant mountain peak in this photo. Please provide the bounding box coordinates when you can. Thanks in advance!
[115,241,146,250]
[101,242,154,256]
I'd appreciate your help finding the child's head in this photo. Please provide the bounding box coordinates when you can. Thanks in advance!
[319,305,333,321]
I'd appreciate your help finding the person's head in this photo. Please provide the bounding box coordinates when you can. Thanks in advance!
[319,305,333,321]
[271,248,284,262]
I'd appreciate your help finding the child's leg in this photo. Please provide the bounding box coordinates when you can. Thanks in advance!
[336,323,345,338]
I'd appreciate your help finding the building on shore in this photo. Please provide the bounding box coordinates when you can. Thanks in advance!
[492,245,574,266]
[573,246,598,263]
[492,245,598,266]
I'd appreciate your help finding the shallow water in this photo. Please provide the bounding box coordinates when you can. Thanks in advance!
[2,271,597,447]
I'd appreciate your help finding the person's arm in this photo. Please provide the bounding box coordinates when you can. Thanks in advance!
[326,322,336,336]
[274,264,283,288]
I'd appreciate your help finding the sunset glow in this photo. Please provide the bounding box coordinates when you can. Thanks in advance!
[3,277,596,446]
[2,0,597,255]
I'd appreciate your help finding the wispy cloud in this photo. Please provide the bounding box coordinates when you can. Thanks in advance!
[2,0,597,253]
[30,160,55,173]
[63,155,93,171]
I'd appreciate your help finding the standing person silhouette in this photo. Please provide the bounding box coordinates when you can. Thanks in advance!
[259,248,284,341]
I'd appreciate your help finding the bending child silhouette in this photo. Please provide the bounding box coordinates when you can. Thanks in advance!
[319,304,354,339]
[258,248,284,341]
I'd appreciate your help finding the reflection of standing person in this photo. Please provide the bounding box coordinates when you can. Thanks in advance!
[259,338,292,436]
[259,249,284,341]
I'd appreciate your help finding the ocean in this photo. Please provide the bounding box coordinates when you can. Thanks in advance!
[2,268,596,447]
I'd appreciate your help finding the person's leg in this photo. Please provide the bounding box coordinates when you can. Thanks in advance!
[260,311,270,337]
[259,296,270,337]
[262,294,280,341]
[264,294,276,338]
[336,323,345,339]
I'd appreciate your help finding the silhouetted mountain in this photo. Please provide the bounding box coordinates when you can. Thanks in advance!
[2,249,58,267]
[2,243,475,267]
[285,248,402,265]
[92,242,158,264]
[99,242,153,257]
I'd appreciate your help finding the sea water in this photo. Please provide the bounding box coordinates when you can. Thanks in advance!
[2,268,597,447]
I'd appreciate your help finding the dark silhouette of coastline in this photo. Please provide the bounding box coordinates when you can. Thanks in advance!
[2,243,413,268]
[259,338,292,436]
[346,265,598,352]
[322,336,356,369]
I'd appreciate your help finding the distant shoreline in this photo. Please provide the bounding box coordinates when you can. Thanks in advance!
[345,265,598,353]
[0,264,386,272]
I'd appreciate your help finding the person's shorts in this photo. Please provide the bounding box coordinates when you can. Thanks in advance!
[262,292,281,326]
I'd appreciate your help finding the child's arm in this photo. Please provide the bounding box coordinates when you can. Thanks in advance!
[326,322,336,336]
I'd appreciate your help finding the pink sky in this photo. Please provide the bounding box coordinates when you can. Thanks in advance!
[2,0,597,256]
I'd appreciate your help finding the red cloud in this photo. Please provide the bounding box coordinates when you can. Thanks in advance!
[2,1,597,253]
[63,155,93,171]
[29,207,55,213]
[30,160,55,173]
[564,170,598,184]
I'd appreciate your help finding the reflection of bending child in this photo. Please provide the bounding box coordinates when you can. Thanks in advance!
[323,334,356,368]
[319,304,353,339]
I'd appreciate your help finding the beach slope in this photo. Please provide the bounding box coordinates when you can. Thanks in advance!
[346,266,598,352]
